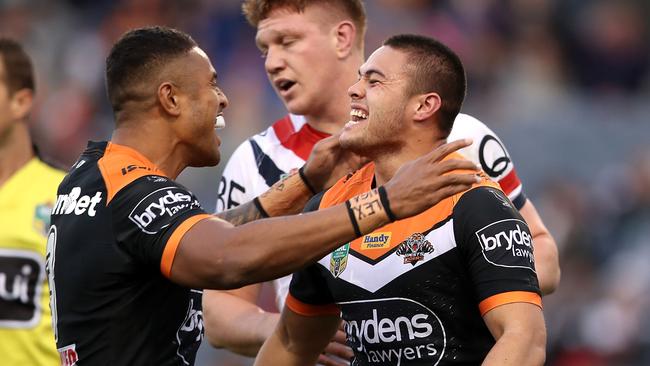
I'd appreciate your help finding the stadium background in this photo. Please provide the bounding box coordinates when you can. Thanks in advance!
[1,0,649,365]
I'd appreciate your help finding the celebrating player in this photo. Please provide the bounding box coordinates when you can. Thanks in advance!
[255,34,546,366]
[46,26,480,365]
[204,0,559,363]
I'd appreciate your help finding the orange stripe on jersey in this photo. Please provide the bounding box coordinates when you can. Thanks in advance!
[319,154,501,261]
[160,214,212,278]
[286,293,340,317]
[98,142,168,204]
[478,291,542,316]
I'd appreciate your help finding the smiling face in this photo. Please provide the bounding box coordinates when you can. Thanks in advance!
[174,47,229,167]
[255,5,344,116]
[340,46,412,156]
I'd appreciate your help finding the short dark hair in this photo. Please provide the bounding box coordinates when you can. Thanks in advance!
[0,37,35,95]
[242,0,366,47]
[105,26,197,112]
[384,34,466,134]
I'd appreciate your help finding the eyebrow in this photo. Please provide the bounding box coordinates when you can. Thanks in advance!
[358,68,386,79]
[211,71,218,82]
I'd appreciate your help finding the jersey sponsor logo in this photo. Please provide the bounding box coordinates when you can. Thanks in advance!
[475,218,535,272]
[0,249,45,328]
[361,232,392,250]
[341,297,446,365]
[396,233,434,266]
[52,187,103,217]
[175,290,203,365]
[330,243,350,278]
[121,164,153,175]
[128,187,201,234]
[58,344,78,366]
[478,134,511,178]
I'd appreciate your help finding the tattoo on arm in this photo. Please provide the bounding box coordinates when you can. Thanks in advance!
[347,188,388,234]
[215,201,264,226]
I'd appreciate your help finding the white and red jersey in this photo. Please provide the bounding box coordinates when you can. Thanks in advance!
[215,113,527,308]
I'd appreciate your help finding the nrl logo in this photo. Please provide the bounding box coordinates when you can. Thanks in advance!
[330,243,350,277]
[396,233,434,266]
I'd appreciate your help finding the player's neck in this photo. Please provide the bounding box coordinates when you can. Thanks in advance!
[373,138,447,186]
[111,119,184,179]
[0,122,34,187]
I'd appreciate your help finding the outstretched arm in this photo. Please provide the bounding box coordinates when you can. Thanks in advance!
[255,308,341,366]
[171,139,480,290]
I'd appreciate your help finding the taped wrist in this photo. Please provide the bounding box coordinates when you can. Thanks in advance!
[345,188,391,237]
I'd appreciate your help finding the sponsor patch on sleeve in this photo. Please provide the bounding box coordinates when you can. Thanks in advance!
[129,187,202,234]
[475,219,535,272]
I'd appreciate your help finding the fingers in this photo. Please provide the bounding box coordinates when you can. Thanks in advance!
[429,138,473,162]
[434,158,479,174]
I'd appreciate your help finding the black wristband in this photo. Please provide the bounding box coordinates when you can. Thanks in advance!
[345,200,362,237]
[378,186,397,222]
[298,166,318,195]
[252,197,269,218]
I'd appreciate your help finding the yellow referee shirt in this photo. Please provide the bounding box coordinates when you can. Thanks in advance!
[0,158,64,365]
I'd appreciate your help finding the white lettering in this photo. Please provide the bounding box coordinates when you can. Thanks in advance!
[53,187,102,217]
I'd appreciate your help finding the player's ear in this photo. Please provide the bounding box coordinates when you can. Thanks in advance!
[412,92,441,122]
[9,88,33,120]
[158,81,181,117]
[332,20,356,59]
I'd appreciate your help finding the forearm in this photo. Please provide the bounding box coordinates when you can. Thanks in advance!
[532,232,560,295]
[215,170,313,226]
[482,329,546,366]
[175,188,390,289]
[255,329,319,366]
[203,295,279,356]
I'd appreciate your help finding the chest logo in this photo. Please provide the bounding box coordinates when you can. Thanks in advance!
[396,233,434,266]
[361,232,392,250]
[330,243,350,278]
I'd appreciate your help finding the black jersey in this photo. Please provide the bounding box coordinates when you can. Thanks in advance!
[46,141,211,366]
[288,160,541,365]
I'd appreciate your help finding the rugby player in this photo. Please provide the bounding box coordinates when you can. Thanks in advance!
[0,37,62,365]
[204,0,559,362]
[46,26,481,365]
[255,34,546,366]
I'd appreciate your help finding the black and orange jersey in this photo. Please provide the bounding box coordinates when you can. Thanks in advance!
[47,141,211,366]
[288,159,541,365]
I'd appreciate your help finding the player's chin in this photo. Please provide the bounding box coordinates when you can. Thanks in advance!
[190,148,220,167]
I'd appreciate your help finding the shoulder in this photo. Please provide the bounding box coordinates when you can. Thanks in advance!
[320,163,375,208]
[97,143,168,204]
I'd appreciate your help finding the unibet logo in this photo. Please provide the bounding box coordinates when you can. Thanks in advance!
[52,187,102,217]
[361,232,392,250]
[480,224,531,251]
[131,189,193,228]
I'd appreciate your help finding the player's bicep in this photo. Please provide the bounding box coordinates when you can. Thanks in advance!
[482,301,545,341]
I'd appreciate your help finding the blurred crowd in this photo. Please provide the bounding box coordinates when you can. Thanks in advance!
[1,0,648,365]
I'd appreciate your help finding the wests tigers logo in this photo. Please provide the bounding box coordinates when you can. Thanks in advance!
[396,233,434,266]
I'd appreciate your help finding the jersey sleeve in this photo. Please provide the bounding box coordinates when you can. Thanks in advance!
[214,140,259,213]
[452,186,541,316]
[285,191,339,316]
[110,175,210,277]
[449,114,527,209]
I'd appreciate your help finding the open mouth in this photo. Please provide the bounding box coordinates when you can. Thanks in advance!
[346,108,369,128]
[215,114,226,129]
[275,79,296,93]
